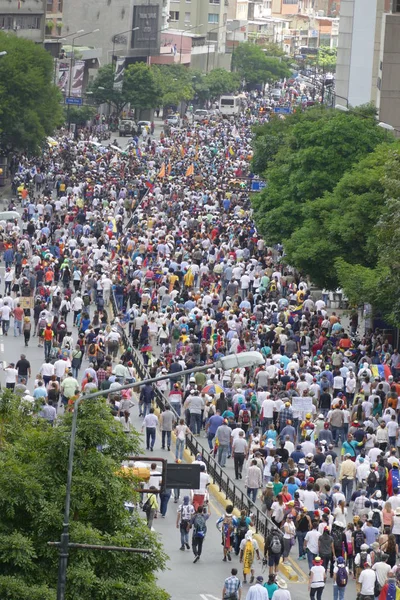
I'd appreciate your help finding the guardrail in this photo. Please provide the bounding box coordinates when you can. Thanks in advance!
[110,289,275,541]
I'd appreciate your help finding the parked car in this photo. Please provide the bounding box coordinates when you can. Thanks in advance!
[193,109,209,122]
[118,119,137,137]
[165,114,180,127]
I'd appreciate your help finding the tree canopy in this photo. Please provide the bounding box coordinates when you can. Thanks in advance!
[0,391,168,600]
[232,42,291,86]
[0,32,63,153]
[252,107,390,246]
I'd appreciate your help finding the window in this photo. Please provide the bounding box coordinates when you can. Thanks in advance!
[57,0,63,11]
[283,0,298,3]
[394,0,400,12]
[208,13,219,23]
[184,11,191,22]
[186,0,191,3]
[169,10,180,21]
[209,0,220,3]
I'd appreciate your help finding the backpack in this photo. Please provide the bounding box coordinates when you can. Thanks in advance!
[354,530,365,552]
[332,527,343,550]
[269,531,282,554]
[297,468,306,482]
[360,551,369,567]
[270,463,279,477]
[88,343,96,355]
[367,471,377,488]
[242,409,250,425]
[280,463,289,481]
[236,517,249,540]
[371,510,381,529]
[336,566,348,588]
[377,465,386,483]
[193,515,207,538]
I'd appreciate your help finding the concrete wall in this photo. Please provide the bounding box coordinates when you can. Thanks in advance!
[378,13,400,131]
[63,0,165,63]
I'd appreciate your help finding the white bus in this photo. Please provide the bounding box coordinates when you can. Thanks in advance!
[219,95,243,117]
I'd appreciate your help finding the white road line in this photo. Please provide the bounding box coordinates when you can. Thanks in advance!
[0,344,4,352]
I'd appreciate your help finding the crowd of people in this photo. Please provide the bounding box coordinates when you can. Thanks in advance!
[1,84,400,600]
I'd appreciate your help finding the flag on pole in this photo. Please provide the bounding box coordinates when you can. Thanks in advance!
[180,145,185,158]
[185,164,194,177]
[229,146,235,156]
[158,163,166,178]
[167,163,172,175]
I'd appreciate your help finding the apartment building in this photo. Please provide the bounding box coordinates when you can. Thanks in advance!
[0,0,46,43]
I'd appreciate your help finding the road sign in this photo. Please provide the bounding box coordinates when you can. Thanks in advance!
[250,179,266,192]
[66,97,82,106]
[274,106,291,115]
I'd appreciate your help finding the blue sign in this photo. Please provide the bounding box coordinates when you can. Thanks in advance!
[66,97,83,106]
[251,180,266,192]
[274,106,291,115]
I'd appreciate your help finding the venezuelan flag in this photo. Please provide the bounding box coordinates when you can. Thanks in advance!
[371,364,392,381]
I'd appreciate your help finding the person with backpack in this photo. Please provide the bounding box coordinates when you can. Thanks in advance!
[176,495,195,551]
[217,505,235,562]
[296,507,312,560]
[239,404,251,434]
[333,556,348,600]
[191,504,211,563]
[265,527,284,575]
[355,543,372,594]
[234,509,251,555]
[239,530,261,584]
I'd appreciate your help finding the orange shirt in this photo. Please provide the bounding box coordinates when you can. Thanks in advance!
[43,328,53,341]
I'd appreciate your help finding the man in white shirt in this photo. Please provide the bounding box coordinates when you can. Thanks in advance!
[54,357,67,381]
[4,362,18,389]
[141,408,159,451]
[191,465,210,511]
[40,360,55,386]
[304,523,321,569]
[261,395,275,431]
[358,563,376,598]
[0,301,12,335]
[71,293,83,326]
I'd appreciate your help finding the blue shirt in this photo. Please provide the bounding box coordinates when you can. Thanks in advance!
[207,414,223,435]
[33,387,47,399]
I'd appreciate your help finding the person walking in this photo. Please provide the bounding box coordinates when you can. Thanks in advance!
[176,495,195,551]
[333,556,348,600]
[175,418,189,462]
[223,568,242,600]
[22,316,31,347]
[233,430,248,480]
[239,530,261,584]
[191,504,211,563]
[358,562,375,600]
[309,556,326,600]
[160,406,175,451]
[142,408,158,451]
[271,580,292,600]
[216,419,233,467]
[144,486,159,529]
[159,488,171,518]
[339,454,356,506]
[245,576,269,599]
[245,459,262,503]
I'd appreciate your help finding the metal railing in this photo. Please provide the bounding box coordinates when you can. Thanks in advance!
[110,285,276,541]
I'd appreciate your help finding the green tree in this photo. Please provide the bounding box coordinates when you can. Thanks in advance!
[66,105,97,126]
[316,46,337,72]
[284,142,394,289]
[232,42,291,86]
[0,391,169,600]
[251,107,390,245]
[152,63,194,108]
[124,63,162,117]
[0,32,63,153]
[87,64,129,116]
[204,68,240,99]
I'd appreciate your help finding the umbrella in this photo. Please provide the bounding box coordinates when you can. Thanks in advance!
[202,384,224,396]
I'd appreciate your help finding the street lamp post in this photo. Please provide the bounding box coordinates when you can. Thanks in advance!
[67,29,99,130]
[111,27,139,68]
[179,24,204,64]
[55,351,264,600]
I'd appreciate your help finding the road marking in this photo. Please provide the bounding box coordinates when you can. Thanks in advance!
[200,595,219,600]
[0,344,3,352]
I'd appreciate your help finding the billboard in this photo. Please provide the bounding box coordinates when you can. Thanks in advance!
[71,60,85,97]
[113,57,125,91]
[56,60,70,93]
[131,4,160,51]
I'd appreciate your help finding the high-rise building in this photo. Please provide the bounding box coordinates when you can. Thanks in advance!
[0,0,46,43]
[335,0,400,131]
[62,0,168,65]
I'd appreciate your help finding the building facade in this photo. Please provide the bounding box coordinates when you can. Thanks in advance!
[0,0,46,43]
